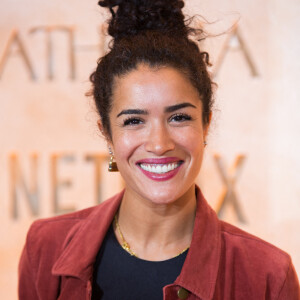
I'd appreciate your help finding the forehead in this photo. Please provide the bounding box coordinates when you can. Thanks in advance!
[111,65,201,112]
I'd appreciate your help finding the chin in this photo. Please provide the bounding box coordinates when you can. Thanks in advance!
[150,195,177,205]
[141,184,192,206]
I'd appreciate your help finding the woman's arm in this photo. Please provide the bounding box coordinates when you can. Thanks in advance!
[277,259,300,300]
[18,238,39,300]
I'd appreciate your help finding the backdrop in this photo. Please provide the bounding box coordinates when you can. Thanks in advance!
[1,0,299,298]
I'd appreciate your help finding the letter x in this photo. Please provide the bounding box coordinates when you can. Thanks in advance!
[213,154,247,223]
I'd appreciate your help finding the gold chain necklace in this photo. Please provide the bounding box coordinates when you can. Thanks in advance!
[114,215,190,259]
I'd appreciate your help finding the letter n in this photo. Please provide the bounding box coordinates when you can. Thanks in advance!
[9,153,39,219]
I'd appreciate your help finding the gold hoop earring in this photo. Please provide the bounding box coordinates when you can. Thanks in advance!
[108,147,118,172]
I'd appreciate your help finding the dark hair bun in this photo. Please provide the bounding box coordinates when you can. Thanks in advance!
[98,0,187,40]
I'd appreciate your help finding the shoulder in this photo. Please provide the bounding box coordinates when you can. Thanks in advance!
[29,205,97,236]
[19,206,98,295]
[26,196,118,249]
[27,206,94,247]
[219,220,291,266]
[24,194,121,264]
[218,221,299,298]
[23,206,96,269]
[19,192,123,298]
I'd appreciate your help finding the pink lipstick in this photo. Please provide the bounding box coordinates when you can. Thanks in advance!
[136,157,183,182]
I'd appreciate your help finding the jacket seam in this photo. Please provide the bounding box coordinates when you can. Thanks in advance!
[221,229,290,258]
[276,257,292,300]
[37,216,88,224]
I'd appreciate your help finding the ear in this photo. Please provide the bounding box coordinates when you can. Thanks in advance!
[97,119,104,135]
[203,112,212,139]
[97,119,111,143]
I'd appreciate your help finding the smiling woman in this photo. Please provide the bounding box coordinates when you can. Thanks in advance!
[18,0,300,299]
[108,66,207,208]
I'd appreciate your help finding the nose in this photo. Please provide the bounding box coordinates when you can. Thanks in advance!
[144,123,175,156]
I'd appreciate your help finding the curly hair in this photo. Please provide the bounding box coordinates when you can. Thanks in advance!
[90,0,213,138]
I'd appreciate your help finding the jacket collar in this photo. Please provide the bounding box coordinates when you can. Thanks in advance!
[175,187,221,300]
[52,190,124,281]
[52,187,221,300]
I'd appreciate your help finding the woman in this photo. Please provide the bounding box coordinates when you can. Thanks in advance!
[19,0,299,299]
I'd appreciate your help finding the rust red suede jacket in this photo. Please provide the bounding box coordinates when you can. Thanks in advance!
[19,188,300,300]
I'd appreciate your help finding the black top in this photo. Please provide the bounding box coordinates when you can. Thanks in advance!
[92,225,188,300]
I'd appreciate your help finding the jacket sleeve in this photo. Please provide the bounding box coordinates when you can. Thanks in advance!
[18,233,40,300]
[277,259,300,300]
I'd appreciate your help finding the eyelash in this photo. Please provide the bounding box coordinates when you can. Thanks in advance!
[123,117,143,126]
[169,113,192,122]
[122,113,192,126]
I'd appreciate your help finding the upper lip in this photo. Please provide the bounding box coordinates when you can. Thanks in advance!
[136,157,183,164]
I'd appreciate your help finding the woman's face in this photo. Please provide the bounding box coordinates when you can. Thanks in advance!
[105,64,210,205]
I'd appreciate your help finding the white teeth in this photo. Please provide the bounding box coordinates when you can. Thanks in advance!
[140,162,180,174]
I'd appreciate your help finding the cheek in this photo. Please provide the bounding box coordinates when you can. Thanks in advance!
[185,140,204,163]
[173,127,204,154]
[112,131,141,161]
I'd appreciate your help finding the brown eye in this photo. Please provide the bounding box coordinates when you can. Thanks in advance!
[123,117,144,126]
[169,113,192,123]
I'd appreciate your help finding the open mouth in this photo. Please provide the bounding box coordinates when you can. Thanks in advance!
[139,162,182,174]
[136,157,184,181]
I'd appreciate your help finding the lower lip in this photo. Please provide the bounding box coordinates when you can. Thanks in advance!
[138,164,183,181]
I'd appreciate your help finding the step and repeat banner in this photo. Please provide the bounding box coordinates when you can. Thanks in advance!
[1,0,299,298]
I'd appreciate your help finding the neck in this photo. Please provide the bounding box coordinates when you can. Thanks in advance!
[114,184,197,261]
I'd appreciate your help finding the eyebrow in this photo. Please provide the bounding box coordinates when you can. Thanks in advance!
[117,109,148,117]
[164,102,197,113]
[116,102,197,117]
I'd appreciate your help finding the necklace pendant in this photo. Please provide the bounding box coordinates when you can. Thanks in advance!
[122,242,130,251]
[122,242,137,256]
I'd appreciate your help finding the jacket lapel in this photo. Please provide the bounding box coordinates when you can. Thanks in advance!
[174,187,221,300]
[52,190,124,281]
